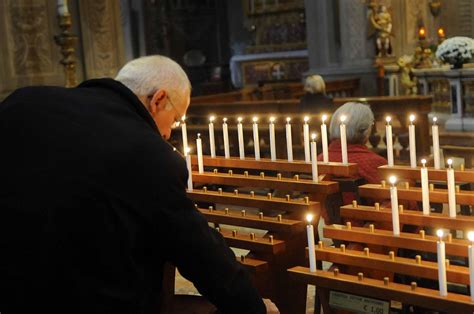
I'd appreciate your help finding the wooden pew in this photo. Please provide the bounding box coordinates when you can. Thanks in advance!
[288,163,474,313]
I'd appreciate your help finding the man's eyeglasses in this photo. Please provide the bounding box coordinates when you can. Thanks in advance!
[147,93,184,129]
[166,95,184,129]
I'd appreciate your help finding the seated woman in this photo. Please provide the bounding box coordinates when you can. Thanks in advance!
[299,75,333,113]
[318,102,388,222]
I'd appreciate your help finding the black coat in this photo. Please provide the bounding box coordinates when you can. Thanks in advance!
[0,79,264,314]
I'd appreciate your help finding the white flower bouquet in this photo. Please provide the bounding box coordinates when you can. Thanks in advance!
[435,36,474,68]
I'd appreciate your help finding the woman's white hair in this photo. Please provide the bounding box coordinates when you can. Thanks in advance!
[115,55,191,108]
[329,102,374,144]
[304,75,326,94]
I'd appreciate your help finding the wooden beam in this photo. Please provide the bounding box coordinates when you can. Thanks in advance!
[188,189,320,214]
[314,247,470,285]
[198,208,305,234]
[358,184,474,205]
[237,256,269,274]
[219,229,285,255]
[192,172,339,194]
[323,225,469,257]
[287,267,474,313]
[190,155,358,177]
[339,204,474,230]
[378,165,474,183]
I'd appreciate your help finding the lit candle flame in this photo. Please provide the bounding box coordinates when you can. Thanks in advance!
[237,117,243,123]
[223,117,227,123]
[389,176,397,185]
[340,115,346,123]
[421,159,427,166]
[419,27,426,37]
[209,116,215,122]
[286,117,291,123]
[304,116,310,123]
[322,114,327,123]
[269,116,276,123]
[436,229,444,239]
[252,117,258,123]
[468,231,474,243]
[306,214,313,223]
[311,133,317,140]
[185,147,191,154]
[197,133,201,139]
[447,159,453,167]
[437,28,445,37]
[386,116,392,123]
[433,116,438,124]
[409,114,415,123]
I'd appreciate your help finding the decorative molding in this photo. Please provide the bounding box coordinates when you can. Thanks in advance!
[0,0,63,99]
[79,0,125,79]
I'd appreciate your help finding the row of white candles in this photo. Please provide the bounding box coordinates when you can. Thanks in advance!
[305,211,474,300]
[182,115,339,164]
[184,113,442,169]
[385,115,441,169]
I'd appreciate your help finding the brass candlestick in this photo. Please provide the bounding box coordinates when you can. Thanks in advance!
[54,13,78,88]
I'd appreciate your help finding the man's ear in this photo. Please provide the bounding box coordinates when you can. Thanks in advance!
[149,89,167,115]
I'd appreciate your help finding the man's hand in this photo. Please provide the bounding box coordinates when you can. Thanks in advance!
[263,299,279,314]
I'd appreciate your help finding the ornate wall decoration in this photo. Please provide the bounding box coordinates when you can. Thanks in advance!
[244,0,306,54]
[0,0,63,99]
[79,0,125,79]
[8,2,52,75]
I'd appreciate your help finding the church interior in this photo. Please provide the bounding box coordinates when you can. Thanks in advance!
[3,0,474,313]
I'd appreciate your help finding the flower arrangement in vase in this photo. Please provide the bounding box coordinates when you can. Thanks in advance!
[435,36,474,69]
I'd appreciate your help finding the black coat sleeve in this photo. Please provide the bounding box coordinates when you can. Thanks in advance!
[153,153,265,314]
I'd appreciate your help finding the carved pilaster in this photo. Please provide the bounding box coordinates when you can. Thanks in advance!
[0,0,64,99]
[78,0,125,79]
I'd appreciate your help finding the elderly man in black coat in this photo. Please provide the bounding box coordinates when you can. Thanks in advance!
[0,55,277,314]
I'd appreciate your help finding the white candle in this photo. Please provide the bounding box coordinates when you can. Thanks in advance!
[446,159,456,218]
[468,231,474,301]
[311,134,318,183]
[181,116,188,155]
[269,117,276,161]
[385,116,394,167]
[306,214,317,272]
[421,159,430,215]
[222,118,230,159]
[340,115,348,165]
[286,117,293,162]
[389,176,400,236]
[409,114,417,168]
[196,134,204,174]
[252,117,260,160]
[57,0,69,15]
[209,116,216,158]
[436,229,448,297]
[432,117,441,169]
[321,114,329,163]
[237,117,245,160]
[185,148,193,191]
[303,116,310,163]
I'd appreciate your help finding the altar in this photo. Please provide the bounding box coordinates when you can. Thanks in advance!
[413,66,474,131]
[230,50,309,88]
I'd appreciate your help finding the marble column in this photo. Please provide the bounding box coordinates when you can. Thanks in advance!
[304,0,376,95]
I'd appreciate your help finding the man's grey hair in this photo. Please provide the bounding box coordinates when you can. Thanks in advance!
[329,102,374,144]
[115,55,191,108]
[304,75,326,94]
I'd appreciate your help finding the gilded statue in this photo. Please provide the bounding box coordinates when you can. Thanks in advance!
[397,55,417,95]
[368,2,393,57]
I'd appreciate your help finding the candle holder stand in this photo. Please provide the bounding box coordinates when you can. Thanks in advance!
[54,13,78,88]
